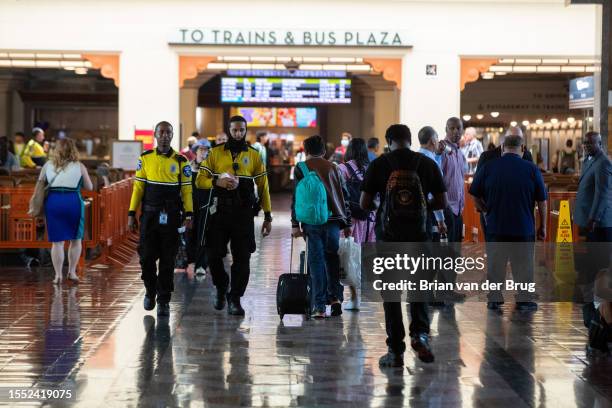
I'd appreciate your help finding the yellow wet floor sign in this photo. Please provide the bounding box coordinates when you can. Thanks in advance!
[554,200,574,299]
[556,200,573,243]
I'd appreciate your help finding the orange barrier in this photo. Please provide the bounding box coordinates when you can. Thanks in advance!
[463,180,580,243]
[0,178,135,265]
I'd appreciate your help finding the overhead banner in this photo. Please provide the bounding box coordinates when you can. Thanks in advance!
[170,28,411,48]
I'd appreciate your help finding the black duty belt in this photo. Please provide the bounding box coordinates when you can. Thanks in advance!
[143,203,181,212]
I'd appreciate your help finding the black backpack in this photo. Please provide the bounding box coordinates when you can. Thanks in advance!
[381,153,428,242]
[344,161,369,220]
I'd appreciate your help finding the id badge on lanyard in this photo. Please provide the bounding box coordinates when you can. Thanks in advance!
[159,211,168,225]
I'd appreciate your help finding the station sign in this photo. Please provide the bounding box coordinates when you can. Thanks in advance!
[569,75,594,109]
[170,28,411,48]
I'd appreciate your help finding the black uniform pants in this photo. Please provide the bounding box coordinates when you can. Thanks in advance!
[383,302,430,354]
[206,208,256,300]
[138,210,180,303]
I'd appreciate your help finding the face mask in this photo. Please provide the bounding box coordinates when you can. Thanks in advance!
[341,139,349,147]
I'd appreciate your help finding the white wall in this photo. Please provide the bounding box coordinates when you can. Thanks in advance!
[0,0,599,148]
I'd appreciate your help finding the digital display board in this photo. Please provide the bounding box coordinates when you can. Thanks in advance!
[230,107,317,128]
[221,77,351,104]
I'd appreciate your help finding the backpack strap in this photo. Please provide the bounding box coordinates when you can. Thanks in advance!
[345,160,364,181]
[297,161,309,177]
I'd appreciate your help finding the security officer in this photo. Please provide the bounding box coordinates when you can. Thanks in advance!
[196,115,272,316]
[128,121,193,317]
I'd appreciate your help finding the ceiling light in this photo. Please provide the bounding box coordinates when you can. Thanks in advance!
[512,66,538,73]
[323,64,347,71]
[251,64,276,70]
[515,58,541,64]
[0,53,7,58]
[303,57,328,63]
[561,66,586,73]
[542,58,568,64]
[586,66,599,73]
[476,114,484,120]
[489,65,513,73]
[550,118,559,124]
[568,58,599,65]
[499,58,515,64]
[250,56,277,62]
[495,72,507,76]
[35,60,61,68]
[225,56,250,62]
[481,72,494,79]
[567,117,575,123]
[462,115,472,121]
[347,64,371,72]
[74,67,88,75]
[62,53,82,59]
[63,66,76,71]
[36,53,62,59]
[227,63,252,69]
[522,120,530,126]
[275,57,291,62]
[536,66,561,73]
[0,60,11,67]
[9,53,35,58]
[207,62,228,69]
[536,119,544,125]
[300,64,323,70]
[490,112,500,118]
[12,60,36,67]
[510,121,517,127]
[329,57,357,63]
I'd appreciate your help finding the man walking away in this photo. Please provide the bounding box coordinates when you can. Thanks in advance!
[361,124,447,366]
[291,135,352,319]
[469,133,547,312]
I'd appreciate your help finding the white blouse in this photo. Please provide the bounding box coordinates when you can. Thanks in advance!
[44,162,82,189]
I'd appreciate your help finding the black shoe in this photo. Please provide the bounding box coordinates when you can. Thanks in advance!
[378,352,404,368]
[143,295,156,311]
[411,334,435,363]
[331,302,342,317]
[227,297,245,316]
[487,301,504,310]
[157,302,170,317]
[213,287,227,310]
[516,302,538,312]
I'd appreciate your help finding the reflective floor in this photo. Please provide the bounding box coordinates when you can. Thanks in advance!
[0,195,610,407]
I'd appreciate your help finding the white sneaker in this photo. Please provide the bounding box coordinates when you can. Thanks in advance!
[344,299,360,310]
[195,267,206,276]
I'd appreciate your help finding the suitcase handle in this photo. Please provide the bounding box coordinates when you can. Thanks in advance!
[290,236,308,275]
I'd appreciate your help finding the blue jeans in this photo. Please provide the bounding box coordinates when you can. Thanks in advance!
[302,222,343,311]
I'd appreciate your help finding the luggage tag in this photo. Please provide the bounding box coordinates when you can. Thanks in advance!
[209,197,217,215]
[159,211,168,225]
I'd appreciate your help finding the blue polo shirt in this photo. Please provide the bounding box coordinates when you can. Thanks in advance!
[469,153,547,237]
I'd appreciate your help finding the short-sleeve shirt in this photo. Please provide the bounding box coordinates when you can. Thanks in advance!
[362,149,447,235]
[469,153,547,237]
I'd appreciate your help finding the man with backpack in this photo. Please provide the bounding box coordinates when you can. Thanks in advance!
[361,124,447,366]
[291,135,352,319]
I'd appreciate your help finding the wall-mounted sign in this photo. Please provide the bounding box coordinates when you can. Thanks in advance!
[569,75,594,109]
[134,129,154,150]
[170,28,411,48]
[112,141,143,171]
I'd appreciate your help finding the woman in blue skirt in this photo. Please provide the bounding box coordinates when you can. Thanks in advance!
[38,139,93,284]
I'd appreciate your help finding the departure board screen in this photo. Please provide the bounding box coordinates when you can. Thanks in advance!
[221,77,351,104]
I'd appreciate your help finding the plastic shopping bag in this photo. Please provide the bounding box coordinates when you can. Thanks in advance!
[339,237,361,288]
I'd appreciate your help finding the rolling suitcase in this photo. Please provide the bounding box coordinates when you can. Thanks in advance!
[276,237,311,320]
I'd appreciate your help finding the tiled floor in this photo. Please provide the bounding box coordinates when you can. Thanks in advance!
[0,194,610,407]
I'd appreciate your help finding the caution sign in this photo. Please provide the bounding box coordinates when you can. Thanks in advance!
[554,200,575,299]
[555,200,573,243]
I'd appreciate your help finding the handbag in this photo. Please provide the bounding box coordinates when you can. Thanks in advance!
[28,171,58,218]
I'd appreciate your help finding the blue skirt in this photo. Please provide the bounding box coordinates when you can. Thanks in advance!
[45,189,85,242]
